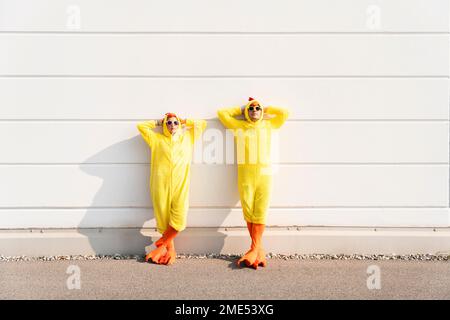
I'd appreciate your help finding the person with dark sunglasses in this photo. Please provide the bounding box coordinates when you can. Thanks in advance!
[137,112,207,265]
[218,97,289,269]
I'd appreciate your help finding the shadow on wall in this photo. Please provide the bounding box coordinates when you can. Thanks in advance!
[78,135,151,255]
[178,162,240,255]
[78,125,239,255]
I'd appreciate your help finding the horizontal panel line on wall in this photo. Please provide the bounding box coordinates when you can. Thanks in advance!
[0,75,448,79]
[1,228,448,233]
[1,31,450,35]
[0,206,447,210]
[3,227,447,231]
[1,227,448,232]
[0,163,447,166]
[1,119,449,122]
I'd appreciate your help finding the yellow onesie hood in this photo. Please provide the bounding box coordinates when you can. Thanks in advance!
[244,97,264,124]
[161,112,182,137]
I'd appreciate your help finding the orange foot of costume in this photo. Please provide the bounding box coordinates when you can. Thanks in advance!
[145,226,179,265]
[237,248,267,269]
[144,245,167,264]
[155,237,164,248]
[159,246,176,265]
[237,248,258,267]
[251,249,267,270]
[237,223,267,269]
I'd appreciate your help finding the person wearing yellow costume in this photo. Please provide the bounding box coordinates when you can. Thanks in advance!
[137,113,207,265]
[217,97,289,269]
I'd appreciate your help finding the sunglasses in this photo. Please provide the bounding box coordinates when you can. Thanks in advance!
[249,106,261,111]
[166,121,179,126]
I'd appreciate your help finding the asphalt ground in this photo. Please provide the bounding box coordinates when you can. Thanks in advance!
[1,257,449,300]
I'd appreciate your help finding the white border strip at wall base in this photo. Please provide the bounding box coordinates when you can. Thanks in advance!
[0,227,449,256]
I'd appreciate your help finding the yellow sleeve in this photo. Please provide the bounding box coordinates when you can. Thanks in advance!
[217,106,244,129]
[137,120,158,148]
[265,106,289,129]
[185,119,207,142]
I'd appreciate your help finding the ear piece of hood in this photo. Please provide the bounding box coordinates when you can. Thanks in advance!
[244,97,264,123]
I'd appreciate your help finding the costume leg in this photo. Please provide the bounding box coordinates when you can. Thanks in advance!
[250,172,272,268]
[145,178,171,264]
[156,174,190,265]
[237,170,271,268]
[237,166,256,223]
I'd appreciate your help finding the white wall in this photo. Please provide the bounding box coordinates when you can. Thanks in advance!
[0,0,449,255]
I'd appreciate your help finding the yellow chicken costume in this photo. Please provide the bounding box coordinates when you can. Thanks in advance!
[137,113,206,265]
[218,98,289,269]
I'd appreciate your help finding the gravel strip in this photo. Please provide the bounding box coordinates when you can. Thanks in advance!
[0,253,449,262]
